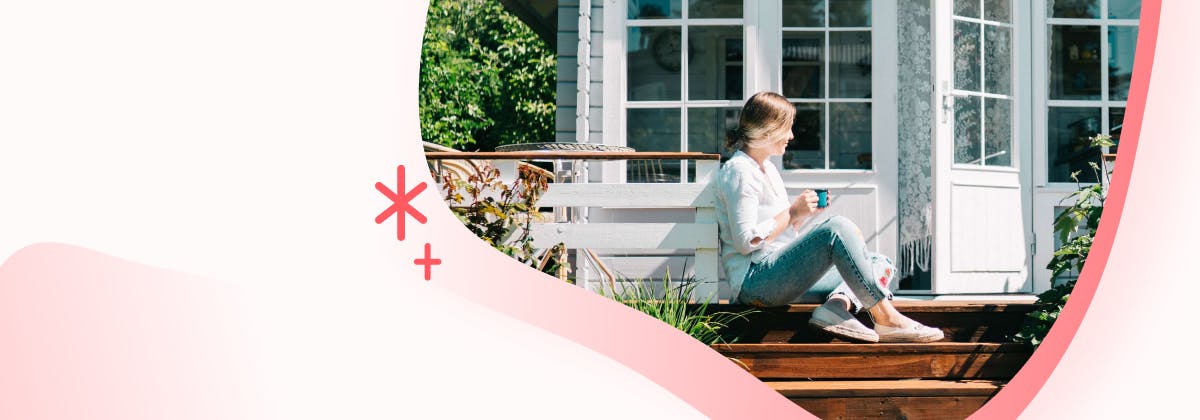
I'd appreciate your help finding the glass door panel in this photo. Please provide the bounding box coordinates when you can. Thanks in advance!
[952,0,1013,168]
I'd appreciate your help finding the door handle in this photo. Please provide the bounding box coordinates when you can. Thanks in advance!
[940,81,969,123]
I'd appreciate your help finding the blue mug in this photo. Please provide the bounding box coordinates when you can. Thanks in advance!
[815,189,829,208]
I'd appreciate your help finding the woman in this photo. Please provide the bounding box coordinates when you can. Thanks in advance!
[715,91,943,343]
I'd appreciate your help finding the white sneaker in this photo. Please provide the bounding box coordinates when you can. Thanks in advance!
[808,305,879,343]
[875,322,945,343]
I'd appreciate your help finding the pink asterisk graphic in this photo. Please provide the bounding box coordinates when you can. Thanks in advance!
[376,165,427,241]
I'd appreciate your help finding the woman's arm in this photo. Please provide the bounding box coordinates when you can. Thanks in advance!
[752,190,821,246]
[719,165,822,253]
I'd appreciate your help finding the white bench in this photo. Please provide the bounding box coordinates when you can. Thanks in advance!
[426,151,723,303]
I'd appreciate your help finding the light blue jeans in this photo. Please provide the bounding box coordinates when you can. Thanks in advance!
[736,216,896,312]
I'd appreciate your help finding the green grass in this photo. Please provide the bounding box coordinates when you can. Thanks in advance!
[596,271,754,346]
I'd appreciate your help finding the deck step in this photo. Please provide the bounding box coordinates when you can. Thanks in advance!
[707,301,1036,344]
[716,343,1031,380]
[770,380,1003,419]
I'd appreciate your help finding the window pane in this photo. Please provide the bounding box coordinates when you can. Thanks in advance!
[689,26,743,101]
[1109,107,1125,153]
[629,0,681,19]
[783,0,825,27]
[627,108,681,182]
[954,0,979,18]
[1047,107,1102,183]
[1109,0,1141,19]
[687,107,740,181]
[830,31,872,98]
[1049,25,1101,100]
[687,107,740,156]
[830,103,872,169]
[1109,26,1138,101]
[954,96,982,164]
[984,98,1012,166]
[1050,0,1099,19]
[628,27,682,101]
[783,33,825,98]
[690,0,742,18]
[785,103,825,169]
[954,21,981,92]
[984,0,1011,23]
[984,25,1011,95]
[830,0,871,27]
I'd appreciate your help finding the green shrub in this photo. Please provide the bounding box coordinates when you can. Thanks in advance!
[436,163,566,277]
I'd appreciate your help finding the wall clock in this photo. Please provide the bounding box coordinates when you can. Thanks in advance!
[652,31,683,71]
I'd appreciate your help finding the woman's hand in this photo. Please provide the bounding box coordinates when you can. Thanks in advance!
[789,190,823,230]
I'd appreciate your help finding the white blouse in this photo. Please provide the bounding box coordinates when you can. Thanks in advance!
[714,150,799,299]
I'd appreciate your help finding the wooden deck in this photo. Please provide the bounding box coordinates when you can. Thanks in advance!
[708,301,1035,344]
[709,301,1036,419]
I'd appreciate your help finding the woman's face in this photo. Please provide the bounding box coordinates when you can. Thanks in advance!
[765,124,794,157]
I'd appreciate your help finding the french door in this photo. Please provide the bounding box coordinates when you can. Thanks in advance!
[1031,0,1141,292]
[605,0,900,285]
[930,0,1033,294]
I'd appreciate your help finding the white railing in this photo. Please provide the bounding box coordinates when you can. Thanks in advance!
[425,151,722,303]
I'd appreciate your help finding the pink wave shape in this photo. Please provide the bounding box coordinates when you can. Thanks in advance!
[0,243,255,419]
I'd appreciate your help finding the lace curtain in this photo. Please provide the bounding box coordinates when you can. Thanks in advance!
[897,0,933,278]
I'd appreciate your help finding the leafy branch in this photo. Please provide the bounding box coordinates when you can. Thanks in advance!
[1015,133,1113,347]
[437,163,566,277]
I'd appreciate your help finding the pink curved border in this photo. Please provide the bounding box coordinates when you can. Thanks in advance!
[971,1,1161,418]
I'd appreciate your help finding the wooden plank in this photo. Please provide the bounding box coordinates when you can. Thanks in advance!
[791,395,994,420]
[769,380,1004,398]
[693,200,719,303]
[693,248,719,303]
[425,152,721,161]
[538,183,715,207]
[716,343,1029,354]
[530,223,717,249]
[717,344,1030,380]
[717,311,1029,344]
[701,302,1035,344]
[695,160,718,183]
[706,302,1038,313]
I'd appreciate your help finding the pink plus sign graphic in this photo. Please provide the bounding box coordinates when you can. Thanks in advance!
[376,165,428,241]
[414,243,441,281]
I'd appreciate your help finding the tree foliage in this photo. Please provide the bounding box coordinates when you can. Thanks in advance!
[420,0,556,151]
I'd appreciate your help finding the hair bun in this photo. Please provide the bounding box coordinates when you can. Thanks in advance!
[725,127,747,150]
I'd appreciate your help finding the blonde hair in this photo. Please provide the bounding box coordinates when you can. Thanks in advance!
[725,91,796,151]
